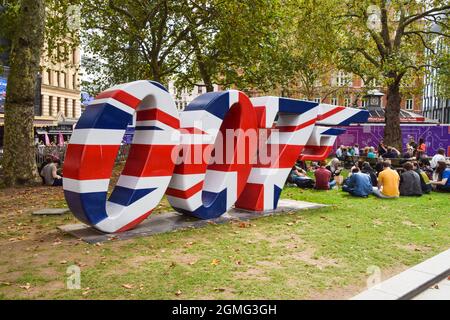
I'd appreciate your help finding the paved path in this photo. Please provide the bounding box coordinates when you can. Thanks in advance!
[353,249,450,300]
[413,277,450,300]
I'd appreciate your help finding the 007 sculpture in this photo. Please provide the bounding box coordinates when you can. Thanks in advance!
[63,80,368,233]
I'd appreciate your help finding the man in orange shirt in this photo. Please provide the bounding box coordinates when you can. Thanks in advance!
[372,160,400,198]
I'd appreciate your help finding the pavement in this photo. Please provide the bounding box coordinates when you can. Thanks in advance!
[353,248,450,300]
[413,277,450,300]
[58,199,327,244]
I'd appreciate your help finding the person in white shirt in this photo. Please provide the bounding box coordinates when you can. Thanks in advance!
[335,146,343,159]
[430,148,446,169]
[353,144,360,156]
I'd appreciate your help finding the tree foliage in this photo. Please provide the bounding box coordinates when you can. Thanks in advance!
[335,0,449,148]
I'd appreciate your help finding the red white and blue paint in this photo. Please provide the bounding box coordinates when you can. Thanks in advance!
[63,80,369,233]
[63,81,180,233]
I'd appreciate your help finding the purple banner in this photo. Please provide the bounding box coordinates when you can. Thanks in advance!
[334,125,450,156]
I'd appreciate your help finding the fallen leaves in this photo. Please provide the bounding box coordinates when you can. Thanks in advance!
[211,259,220,266]
[82,288,91,296]
[184,241,195,248]
[52,239,63,246]
[122,284,134,290]
[238,222,252,228]
[19,283,31,290]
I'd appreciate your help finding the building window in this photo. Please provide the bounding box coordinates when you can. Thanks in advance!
[362,99,368,108]
[197,86,203,95]
[64,73,68,88]
[72,99,77,118]
[47,70,52,86]
[49,96,53,115]
[331,97,338,105]
[57,97,61,113]
[56,71,60,87]
[72,49,77,65]
[314,97,321,104]
[406,98,413,110]
[344,98,351,107]
[72,74,76,89]
[335,71,351,87]
[64,98,69,116]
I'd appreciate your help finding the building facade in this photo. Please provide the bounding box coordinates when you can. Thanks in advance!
[167,81,220,110]
[0,44,81,146]
[422,36,450,124]
[248,70,423,114]
[39,46,82,122]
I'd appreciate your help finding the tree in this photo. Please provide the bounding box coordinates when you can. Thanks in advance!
[176,0,282,93]
[271,0,342,100]
[81,0,196,92]
[337,0,450,150]
[2,0,45,186]
[1,0,80,186]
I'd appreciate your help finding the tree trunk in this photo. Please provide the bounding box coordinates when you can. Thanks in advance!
[2,0,45,186]
[384,80,403,151]
[192,39,214,92]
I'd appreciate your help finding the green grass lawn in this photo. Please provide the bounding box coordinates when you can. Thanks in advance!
[0,185,448,300]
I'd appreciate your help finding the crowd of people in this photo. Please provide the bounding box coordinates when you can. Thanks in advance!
[289,144,450,198]
[335,136,429,162]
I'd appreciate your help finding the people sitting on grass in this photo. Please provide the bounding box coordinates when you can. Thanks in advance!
[40,157,63,187]
[378,140,388,157]
[384,146,400,159]
[367,147,377,159]
[38,156,52,184]
[353,144,360,156]
[361,147,369,157]
[430,148,446,170]
[342,166,373,198]
[361,162,378,187]
[430,161,450,192]
[416,138,427,159]
[407,136,417,152]
[399,162,422,197]
[335,145,344,160]
[402,146,415,160]
[314,161,336,190]
[413,162,432,194]
[326,158,342,186]
[372,160,400,199]
[419,158,434,178]
[289,165,315,189]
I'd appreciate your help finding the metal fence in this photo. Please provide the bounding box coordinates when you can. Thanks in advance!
[34,144,131,166]
[35,146,67,166]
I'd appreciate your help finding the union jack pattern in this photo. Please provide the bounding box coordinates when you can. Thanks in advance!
[299,104,369,161]
[63,81,370,233]
[63,81,180,233]
[235,96,319,211]
[166,90,259,219]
